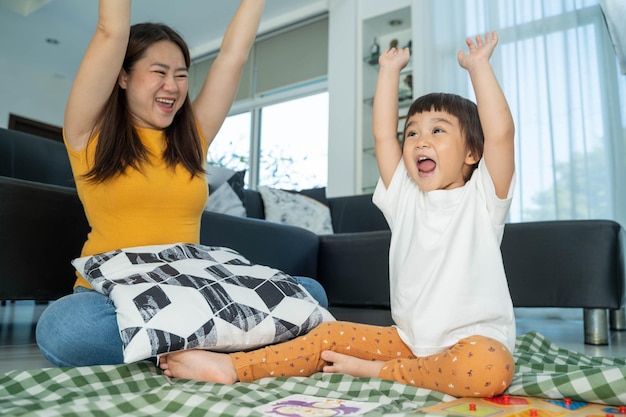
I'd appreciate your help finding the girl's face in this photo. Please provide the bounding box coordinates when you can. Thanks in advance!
[118,40,188,130]
[402,110,478,192]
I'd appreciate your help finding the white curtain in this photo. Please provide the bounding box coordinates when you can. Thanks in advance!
[413,0,626,227]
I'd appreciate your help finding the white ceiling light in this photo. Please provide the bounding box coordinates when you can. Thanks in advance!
[0,0,53,16]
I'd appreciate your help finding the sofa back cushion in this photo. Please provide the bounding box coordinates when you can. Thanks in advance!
[200,210,319,279]
[244,189,265,218]
[0,128,75,188]
[502,220,625,309]
[328,194,388,233]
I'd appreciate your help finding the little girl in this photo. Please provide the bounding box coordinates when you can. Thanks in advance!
[158,32,516,398]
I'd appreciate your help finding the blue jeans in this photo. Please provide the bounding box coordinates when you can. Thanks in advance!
[35,277,328,367]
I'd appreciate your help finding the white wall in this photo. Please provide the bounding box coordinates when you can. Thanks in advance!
[0,59,70,129]
[326,0,358,197]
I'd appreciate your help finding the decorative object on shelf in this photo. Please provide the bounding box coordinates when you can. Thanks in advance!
[368,38,380,65]
[397,115,407,142]
[399,72,413,105]
[403,73,413,91]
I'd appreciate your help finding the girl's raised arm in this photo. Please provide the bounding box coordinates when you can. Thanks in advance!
[457,32,515,198]
[373,48,410,188]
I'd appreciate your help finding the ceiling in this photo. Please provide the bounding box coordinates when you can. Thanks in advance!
[0,0,327,81]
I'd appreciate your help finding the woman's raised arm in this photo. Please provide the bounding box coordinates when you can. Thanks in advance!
[192,0,265,147]
[64,0,131,151]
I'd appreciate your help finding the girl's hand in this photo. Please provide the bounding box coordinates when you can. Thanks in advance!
[457,31,498,71]
[378,47,410,71]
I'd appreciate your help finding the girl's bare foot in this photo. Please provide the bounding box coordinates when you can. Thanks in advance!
[159,349,239,384]
[320,350,384,378]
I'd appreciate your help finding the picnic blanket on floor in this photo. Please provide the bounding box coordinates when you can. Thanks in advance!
[0,331,624,416]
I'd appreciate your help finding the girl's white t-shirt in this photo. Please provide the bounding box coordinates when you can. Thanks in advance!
[373,159,516,356]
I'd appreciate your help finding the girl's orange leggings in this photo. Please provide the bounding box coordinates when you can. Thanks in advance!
[230,321,514,398]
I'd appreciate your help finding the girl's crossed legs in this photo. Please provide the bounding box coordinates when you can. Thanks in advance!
[159,321,514,397]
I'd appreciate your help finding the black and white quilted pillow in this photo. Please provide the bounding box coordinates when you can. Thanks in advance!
[72,243,335,363]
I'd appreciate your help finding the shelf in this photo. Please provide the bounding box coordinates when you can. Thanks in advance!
[362,185,377,193]
[363,92,412,107]
[364,55,380,66]
[363,59,413,71]
[362,64,412,106]
[363,146,376,156]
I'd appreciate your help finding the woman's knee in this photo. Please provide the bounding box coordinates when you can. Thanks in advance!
[36,291,123,366]
[292,276,328,308]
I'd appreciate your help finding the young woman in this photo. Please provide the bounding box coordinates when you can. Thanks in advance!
[36,0,327,367]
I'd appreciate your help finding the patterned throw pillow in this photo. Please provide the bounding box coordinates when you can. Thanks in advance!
[72,243,335,363]
[258,187,334,235]
[205,164,246,217]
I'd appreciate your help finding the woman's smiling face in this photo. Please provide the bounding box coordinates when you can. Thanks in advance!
[118,40,189,130]
[402,110,478,192]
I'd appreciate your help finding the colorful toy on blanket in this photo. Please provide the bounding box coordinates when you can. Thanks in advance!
[419,395,626,417]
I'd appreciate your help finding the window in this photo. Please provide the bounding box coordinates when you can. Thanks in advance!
[191,15,329,190]
[207,112,251,172]
[258,92,329,189]
[415,0,626,226]
[208,92,329,190]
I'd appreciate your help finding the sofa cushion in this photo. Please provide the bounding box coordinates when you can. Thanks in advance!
[288,187,329,206]
[258,186,334,235]
[72,243,335,363]
[205,164,246,217]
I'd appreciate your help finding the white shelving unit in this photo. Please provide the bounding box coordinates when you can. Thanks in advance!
[358,5,413,193]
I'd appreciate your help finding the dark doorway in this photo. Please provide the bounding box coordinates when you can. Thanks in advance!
[8,114,62,142]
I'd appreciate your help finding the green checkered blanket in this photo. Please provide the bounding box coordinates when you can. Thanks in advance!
[1,331,624,416]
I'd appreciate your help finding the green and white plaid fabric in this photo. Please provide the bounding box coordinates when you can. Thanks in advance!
[508,331,626,405]
[0,331,624,416]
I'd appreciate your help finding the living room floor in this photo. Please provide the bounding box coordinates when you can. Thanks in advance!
[1,301,625,375]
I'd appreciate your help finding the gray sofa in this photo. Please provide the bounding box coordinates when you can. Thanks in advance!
[1,127,624,345]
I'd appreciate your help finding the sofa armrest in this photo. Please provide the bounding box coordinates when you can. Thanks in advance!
[0,128,75,188]
[502,220,625,309]
[317,230,391,308]
[0,177,89,300]
[200,211,319,279]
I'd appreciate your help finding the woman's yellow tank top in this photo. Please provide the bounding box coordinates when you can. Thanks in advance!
[65,126,208,289]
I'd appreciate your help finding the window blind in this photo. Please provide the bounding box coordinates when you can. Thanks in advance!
[188,16,328,101]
